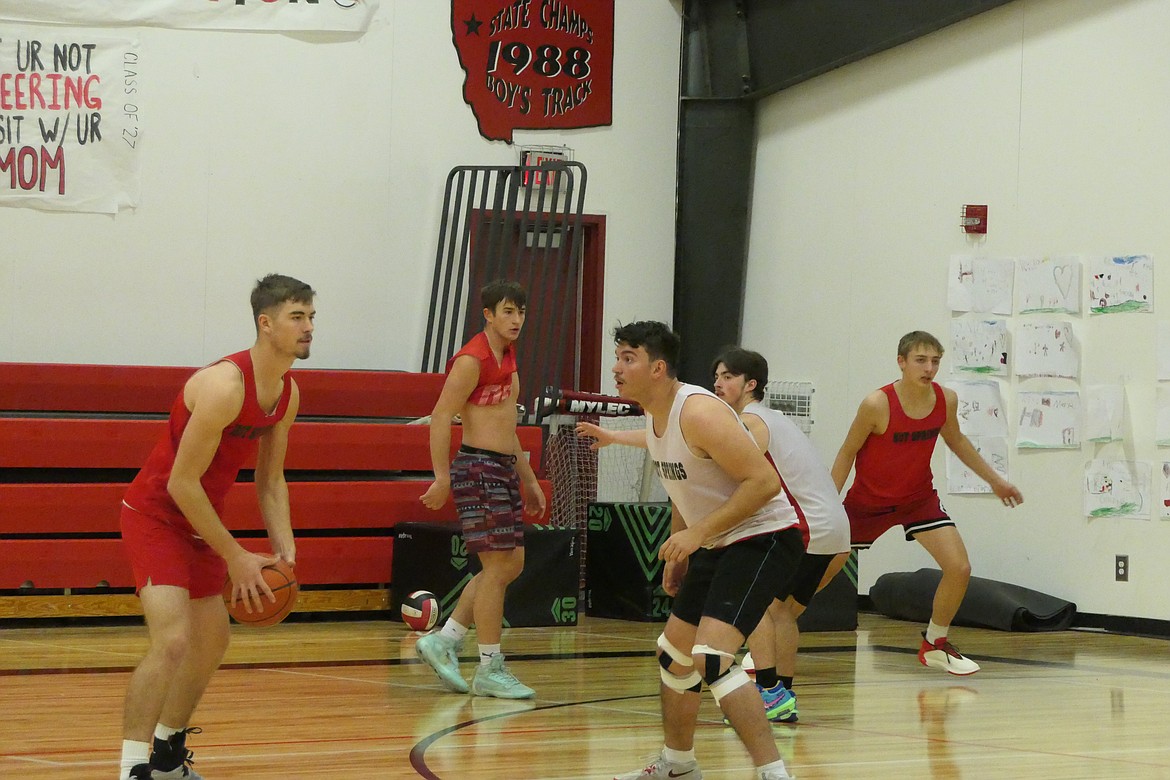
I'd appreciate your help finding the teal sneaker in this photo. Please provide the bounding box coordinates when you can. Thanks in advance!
[764,684,798,723]
[471,655,535,699]
[416,632,469,693]
[722,683,797,725]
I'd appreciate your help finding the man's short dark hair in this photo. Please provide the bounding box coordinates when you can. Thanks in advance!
[711,346,768,401]
[613,321,681,377]
[482,279,527,312]
[251,274,315,325]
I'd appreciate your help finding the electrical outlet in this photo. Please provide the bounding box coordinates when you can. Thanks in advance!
[1115,555,1129,582]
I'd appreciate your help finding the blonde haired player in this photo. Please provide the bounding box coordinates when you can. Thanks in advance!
[830,330,1022,675]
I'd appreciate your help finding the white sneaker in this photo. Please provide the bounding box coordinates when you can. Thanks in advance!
[760,768,796,780]
[416,632,469,693]
[471,655,535,699]
[614,752,702,779]
[917,633,980,676]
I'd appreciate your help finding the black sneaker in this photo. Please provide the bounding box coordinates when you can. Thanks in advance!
[128,764,153,780]
[150,727,204,780]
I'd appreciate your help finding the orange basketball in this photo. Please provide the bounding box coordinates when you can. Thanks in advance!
[223,560,299,627]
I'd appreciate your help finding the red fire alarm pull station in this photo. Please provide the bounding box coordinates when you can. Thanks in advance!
[961,204,988,234]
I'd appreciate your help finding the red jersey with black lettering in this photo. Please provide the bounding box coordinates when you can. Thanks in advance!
[123,350,292,535]
[846,382,946,506]
[448,330,516,406]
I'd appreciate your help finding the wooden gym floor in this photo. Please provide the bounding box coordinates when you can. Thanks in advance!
[1,612,1168,779]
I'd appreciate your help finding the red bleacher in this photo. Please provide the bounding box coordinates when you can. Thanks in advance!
[0,362,550,608]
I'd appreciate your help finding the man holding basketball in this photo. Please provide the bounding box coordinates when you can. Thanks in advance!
[417,279,546,699]
[117,274,315,780]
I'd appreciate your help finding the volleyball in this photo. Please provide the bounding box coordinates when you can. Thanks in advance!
[401,589,439,632]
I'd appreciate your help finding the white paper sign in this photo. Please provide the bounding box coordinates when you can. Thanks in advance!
[950,319,1009,376]
[1016,321,1079,380]
[1084,460,1150,520]
[1017,256,1082,315]
[944,379,1008,436]
[947,436,1008,494]
[1017,391,1080,449]
[948,256,1014,314]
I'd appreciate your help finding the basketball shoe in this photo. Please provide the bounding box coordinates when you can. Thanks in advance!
[722,682,797,725]
[150,727,204,779]
[471,654,535,699]
[128,765,153,780]
[416,631,470,693]
[762,683,798,722]
[760,767,797,779]
[613,751,702,779]
[918,632,980,675]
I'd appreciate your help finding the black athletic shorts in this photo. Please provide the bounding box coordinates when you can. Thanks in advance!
[777,552,836,607]
[670,527,804,637]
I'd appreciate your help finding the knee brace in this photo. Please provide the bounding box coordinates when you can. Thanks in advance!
[657,633,702,694]
[693,644,751,705]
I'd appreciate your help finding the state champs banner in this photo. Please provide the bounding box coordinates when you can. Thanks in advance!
[0,30,140,213]
[0,0,377,33]
[452,0,614,143]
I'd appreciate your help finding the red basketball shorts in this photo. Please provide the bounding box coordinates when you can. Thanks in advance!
[844,491,953,549]
[120,502,227,599]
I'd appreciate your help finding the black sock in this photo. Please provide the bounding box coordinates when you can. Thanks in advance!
[755,667,779,688]
[780,675,794,691]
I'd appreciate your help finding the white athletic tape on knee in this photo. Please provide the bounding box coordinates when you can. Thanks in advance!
[660,665,702,693]
[691,644,734,660]
[692,643,733,677]
[709,666,751,704]
[657,633,693,667]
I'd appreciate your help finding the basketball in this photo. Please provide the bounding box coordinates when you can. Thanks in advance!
[401,589,439,632]
[223,559,299,628]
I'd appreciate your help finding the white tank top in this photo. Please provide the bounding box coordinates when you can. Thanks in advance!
[743,401,850,555]
[645,384,797,549]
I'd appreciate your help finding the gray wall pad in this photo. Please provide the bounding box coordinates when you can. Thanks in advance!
[870,568,1077,632]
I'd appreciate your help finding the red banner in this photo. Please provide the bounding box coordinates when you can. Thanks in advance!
[451,0,614,143]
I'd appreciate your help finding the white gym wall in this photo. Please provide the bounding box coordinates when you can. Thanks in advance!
[0,1,681,375]
[746,0,1170,621]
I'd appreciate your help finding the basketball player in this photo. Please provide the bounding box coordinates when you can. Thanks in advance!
[118,274,315,780]
[711,347,849,723]
[830,330,1023,675]
[417,280,546,699]
[578,346,849,726]
[607,321,799,780]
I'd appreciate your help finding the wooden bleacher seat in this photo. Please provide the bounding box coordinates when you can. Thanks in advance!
[0,362,550,620]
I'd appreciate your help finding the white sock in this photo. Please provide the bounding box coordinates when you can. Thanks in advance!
[120,739,150,778]
[154,723,182,742]
[479,643,501,666]
[663,746,696,765]
[757,758,789,778]
[926,620,947,644]
[440,618,469,643]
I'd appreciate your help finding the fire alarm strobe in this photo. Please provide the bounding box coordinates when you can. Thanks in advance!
[961,204,987,234]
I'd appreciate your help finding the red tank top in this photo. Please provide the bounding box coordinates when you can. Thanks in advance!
[847,382,946,506]
[447,331,516,406]
[123,350,293,534]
